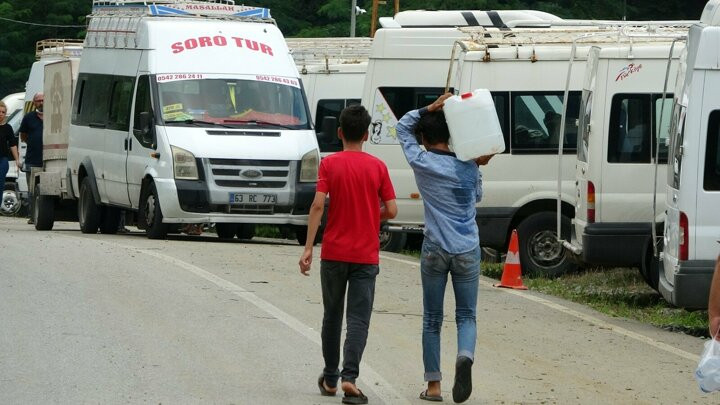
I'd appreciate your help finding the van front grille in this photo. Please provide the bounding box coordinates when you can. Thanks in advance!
[208,159,291,189]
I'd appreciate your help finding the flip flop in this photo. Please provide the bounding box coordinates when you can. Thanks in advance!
[317,374,337,397]
[419,389,443,402]
[452,356,473,403]
[342,388,368,404]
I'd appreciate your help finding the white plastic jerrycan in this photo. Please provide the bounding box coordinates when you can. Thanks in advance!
[444,89,505,161]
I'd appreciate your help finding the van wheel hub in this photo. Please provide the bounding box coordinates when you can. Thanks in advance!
[529,230,562,266]
[1,190,20,216]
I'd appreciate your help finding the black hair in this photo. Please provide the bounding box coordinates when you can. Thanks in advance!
[339,104,371,142]
[414,111,450,146]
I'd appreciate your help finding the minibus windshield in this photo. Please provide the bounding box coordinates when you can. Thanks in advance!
[155,74,310,129]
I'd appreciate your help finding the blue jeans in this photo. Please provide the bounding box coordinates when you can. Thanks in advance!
[0,158,7,192]
[421,238,481,382]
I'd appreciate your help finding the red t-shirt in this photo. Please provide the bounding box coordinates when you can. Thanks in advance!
[316,151,396,264]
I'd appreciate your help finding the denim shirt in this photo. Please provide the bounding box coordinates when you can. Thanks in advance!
[396,108,482,254]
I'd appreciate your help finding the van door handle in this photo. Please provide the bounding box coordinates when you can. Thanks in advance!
[128,138,132,151]
[124,139,128,150]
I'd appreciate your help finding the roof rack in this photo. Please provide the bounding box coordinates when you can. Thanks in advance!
[286,37,372,66]
[35,39,84,60]
[455,23,692,48]
[86,1,273,49]
[90,1,271,20]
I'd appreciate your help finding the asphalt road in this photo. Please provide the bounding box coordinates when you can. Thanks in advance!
[0,217,715,404]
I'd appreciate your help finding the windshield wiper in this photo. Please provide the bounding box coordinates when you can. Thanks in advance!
[165,119,233,128]
[222,119,295,130]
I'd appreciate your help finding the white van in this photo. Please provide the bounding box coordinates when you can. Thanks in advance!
[559,32,688,278]
[286,37,371,154]
[659,0,720,309]
[38,1,319,241]
[1,92,25,215]
[364,14,642,275]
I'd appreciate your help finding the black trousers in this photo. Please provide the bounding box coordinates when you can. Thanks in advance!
[320,260,379,386]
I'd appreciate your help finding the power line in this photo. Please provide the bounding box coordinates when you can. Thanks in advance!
[0,16,85,28]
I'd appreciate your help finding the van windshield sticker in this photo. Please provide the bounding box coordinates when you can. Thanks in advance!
[370,89,399,145]
[156,73,299,89]
[163,103,183,113]
[171,36,274,57]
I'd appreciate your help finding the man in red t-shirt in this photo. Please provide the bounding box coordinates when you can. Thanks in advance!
[299,105,397,404]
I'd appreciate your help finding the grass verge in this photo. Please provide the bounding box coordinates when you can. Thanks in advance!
[480,262,709,338]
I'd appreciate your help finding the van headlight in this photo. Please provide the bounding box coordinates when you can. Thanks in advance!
[299,149,319,182]
[172,145,199,180]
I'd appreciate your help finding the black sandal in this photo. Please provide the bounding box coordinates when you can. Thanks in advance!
[342,388,368,404]
[317,374,337,397]
[419,389,443,402]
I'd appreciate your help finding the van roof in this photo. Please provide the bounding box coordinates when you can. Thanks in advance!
[379,10,562,29]
[35,39,83,60]
[371,23,690,60]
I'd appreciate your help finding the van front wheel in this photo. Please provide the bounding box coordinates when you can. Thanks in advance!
[144,183,167,239]
[78,177,100,234]
[516,212,577,278]
[33,184,55,231]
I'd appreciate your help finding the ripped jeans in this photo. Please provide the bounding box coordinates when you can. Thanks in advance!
[420,238,480,382]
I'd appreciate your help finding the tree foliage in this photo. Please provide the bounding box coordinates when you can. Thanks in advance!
[0,0,708,95]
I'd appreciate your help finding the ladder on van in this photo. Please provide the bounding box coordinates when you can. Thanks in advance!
[87,1,273,49]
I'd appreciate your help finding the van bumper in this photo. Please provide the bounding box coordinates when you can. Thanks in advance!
[658,259,714,309]
[581,222,651,267]
[155,177,311,225]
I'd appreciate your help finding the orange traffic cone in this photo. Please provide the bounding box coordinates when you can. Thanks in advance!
[494,230,528,290]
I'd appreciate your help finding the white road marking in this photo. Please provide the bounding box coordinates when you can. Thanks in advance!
[105,240,410,405]
[380,254,699,363]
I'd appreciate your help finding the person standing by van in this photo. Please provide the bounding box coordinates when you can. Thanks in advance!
[707,254,720,337]
[19,92,44,224]
[395,93,492,403]
[299,105,397,404]
[0,101,21,192]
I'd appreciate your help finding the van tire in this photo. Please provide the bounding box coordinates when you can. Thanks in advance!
[144,182,168,239]
[78,177,101,234]
[380,230,407,252]
[640,238,661,291]
[516,212,576,278]
[236,224,255,240]
[100,207,121,235]
[33,184,55,231]
[216,223,237,239]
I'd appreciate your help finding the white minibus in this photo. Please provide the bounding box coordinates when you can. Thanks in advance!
[35,1,320,242]
[659,0,720,309]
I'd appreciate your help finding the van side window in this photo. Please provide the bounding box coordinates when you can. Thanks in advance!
[77,74,113,127]
[133,75,153,148]
[315,99,359,153]
[108,77,135,131]
[608,94,651,163]
[511,91,580,154]
[493,92,510,154]
[654,96,673,164]
[72,78,85,124]
[705,110,720,191]
[378,87,453,120]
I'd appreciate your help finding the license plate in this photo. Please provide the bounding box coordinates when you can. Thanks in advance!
[229,193,277,204]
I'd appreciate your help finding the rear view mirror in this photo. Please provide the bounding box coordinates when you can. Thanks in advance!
[320,116,338,144]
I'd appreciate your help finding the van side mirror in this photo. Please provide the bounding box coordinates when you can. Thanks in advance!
[320,116,338,144]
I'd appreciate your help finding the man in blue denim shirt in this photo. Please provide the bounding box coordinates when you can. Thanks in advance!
[396,93,493,403]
